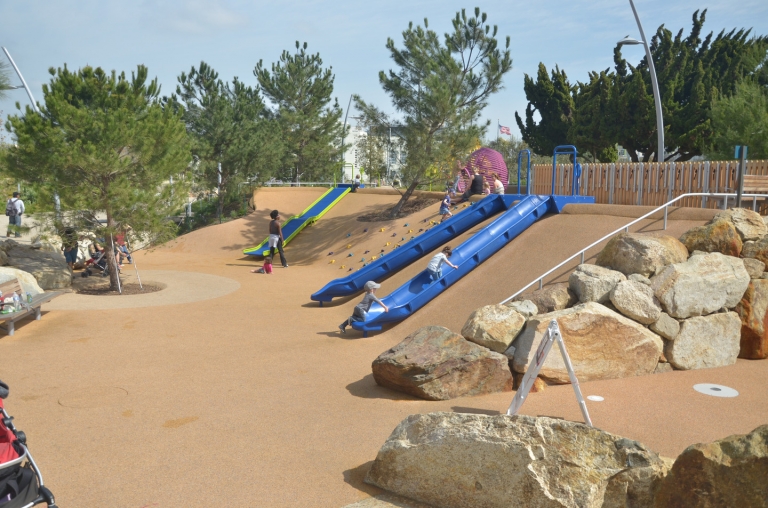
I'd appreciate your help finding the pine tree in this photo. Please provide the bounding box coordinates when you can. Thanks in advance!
[255,42,342,183]
[4,64,191,291]
[708,80,768,159]
[0,60,13,101]
[515,64,574,156]
[173,62,282,221]
[358,8,512,217]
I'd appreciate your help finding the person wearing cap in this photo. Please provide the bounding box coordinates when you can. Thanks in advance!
[338,281,389,334]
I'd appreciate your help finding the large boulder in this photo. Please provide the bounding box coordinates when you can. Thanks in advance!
[510,282,576,314]
[371,326,513,401]
[510,302,663,384]
[713,208,768,241]
[679,219,742,257]
[651,252,750,319]
[366,412,670,508]
[568,264,626,304]
[461,305,525,354]
[5,245,71,290]
[655,424,768,507]
[665,312,741,370]
[735,280,768,359]
[596,233,688,277]
[742,236,768,265]
[610,279,662,325]
[0,267,45,296]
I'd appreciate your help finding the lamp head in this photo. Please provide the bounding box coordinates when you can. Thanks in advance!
[617,36,643,47]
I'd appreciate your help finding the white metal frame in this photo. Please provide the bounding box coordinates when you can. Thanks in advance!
[506,319,592,426]
[501,192,768,305]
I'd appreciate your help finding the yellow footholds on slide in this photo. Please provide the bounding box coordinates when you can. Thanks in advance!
[329,259,336,264]
[340,265,346,269]
[380,228,386,232]
[371,255,377,260]
[385,242,390,246]
[408,229,413,233]
[346,244,352,249]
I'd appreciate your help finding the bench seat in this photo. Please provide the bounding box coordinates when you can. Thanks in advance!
[0,279,63,336]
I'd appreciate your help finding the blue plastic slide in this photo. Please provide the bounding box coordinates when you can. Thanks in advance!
[350,194,589,336]
[244,186,350,257]
[311,194,519,304]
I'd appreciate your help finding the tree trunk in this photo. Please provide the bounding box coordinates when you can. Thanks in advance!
[389,178,420,219]
[105,212,121,292]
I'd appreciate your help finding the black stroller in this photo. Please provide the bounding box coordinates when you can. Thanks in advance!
[0,381,56,508]
[81,246,109,278]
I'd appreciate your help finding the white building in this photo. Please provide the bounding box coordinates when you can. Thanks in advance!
[340,121,406,183]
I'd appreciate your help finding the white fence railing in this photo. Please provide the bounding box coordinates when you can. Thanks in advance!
[500,192,768,305]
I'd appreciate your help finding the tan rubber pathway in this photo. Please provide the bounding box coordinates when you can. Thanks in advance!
[0,188,766,507]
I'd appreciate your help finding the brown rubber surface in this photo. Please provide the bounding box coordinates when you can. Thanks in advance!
[0,189,765,507]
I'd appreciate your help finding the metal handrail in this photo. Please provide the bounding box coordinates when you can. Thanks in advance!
[500,192,768,305]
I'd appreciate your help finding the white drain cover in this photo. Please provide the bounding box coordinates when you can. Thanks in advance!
[587,395,604,402]
[693,384,739,398]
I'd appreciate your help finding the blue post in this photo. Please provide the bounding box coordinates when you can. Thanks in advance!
[552,145,579,196]
[517,149,531,195]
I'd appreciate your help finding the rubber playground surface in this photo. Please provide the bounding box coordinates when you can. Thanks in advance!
[1,186,767,507]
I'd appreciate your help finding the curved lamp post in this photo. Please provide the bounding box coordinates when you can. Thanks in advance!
[340,94,353,183]
[617,0,664,164]
[2,47,61,213]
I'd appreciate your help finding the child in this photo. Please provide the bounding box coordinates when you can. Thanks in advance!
[251,257,273,274]
[483,181,491,195]
[427,246,458,281]
[439,191,453,223]
[338,281,389,334]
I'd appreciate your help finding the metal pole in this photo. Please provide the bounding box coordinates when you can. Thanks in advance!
[217,162,222,224]
[627,0,664,164]
[736,146,747,209]
[3,47,62,215]
[340,94,353,183]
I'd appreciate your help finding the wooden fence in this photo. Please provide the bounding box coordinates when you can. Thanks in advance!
[527,160,768,210]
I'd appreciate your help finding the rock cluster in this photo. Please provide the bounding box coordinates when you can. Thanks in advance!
[366,413,768,508]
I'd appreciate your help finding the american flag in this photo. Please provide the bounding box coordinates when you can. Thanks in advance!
[499,125,511,135]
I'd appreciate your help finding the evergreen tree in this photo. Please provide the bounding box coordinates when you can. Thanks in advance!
[255,42,342,183]
[173,62,282,221]
[0,60,13,101]
[358,8,512,217]
[515,64,574,157]
[570,70,618,162]
[4,64,191,290]
[354,126,388,183]
[708,80,768,159]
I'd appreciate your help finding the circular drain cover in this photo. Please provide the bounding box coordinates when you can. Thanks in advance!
[587,395,604,402]
[693,384,739,398]
[59,386,128,408]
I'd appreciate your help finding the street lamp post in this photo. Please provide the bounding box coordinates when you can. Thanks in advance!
[340,94,353,184]
[617,0,664,164]
[2,47,62,215]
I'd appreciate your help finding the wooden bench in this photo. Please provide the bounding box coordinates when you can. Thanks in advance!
[0,279,63,336]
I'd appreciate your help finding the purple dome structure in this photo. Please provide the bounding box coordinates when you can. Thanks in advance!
[457,147,508,192]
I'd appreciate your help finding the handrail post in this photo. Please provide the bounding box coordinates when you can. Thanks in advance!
[663,205,668,230]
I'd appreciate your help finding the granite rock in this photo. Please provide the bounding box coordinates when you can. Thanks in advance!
[596,233,688,277]
[665,312,741,370]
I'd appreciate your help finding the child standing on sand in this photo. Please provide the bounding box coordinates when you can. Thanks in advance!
[251,257,273,274]
[338,281,389,334]
[426,246,458,281]
[439,191,453,223]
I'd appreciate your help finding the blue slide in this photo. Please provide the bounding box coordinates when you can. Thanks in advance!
[350,194,590,335]
[244,186,350,257]
[311,194,519,304]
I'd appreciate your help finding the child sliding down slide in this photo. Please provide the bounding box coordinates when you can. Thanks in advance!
[338,281,389,334]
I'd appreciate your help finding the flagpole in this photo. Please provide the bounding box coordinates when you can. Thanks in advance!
[497,119,499,143]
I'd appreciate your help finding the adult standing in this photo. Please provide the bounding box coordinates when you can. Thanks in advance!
[459,168,485,202]
[268,210,288,268]
[61,227,79,271]
[5,192,24,238]
[492,173,505,194]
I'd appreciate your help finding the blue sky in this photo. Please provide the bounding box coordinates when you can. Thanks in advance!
[2,0,767,140]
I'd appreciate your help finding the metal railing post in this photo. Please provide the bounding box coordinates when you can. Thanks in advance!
[663,205,668,230]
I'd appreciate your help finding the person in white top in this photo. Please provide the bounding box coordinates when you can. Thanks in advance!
[427,246,458,282]
[492,172,505,194]
[5,192,25,238]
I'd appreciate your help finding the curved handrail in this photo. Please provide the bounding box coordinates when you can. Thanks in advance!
[552,145,578,196]
[500,192,768,305]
